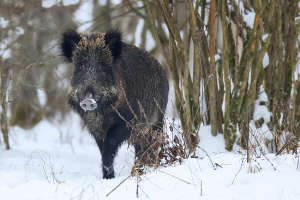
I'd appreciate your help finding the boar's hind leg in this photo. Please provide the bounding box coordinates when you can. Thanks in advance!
[96,123,130,179]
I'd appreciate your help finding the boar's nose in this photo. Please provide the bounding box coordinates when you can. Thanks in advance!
[80,93,97,111]
[80,99,97,111]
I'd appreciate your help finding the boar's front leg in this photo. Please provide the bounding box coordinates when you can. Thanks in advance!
[95,123,130,179]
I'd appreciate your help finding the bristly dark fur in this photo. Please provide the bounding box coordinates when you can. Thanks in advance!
[60,28,169,179]
[104,29,123,59]
[60,29,82,63]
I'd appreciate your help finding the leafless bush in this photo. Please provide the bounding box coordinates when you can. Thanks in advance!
[25,149,64,184]
[276,132,300,156]
[116,109,189,177]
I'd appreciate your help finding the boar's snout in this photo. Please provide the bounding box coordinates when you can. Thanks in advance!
[80,92,97,111]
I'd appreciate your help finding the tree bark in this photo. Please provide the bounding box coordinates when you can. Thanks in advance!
[0,60,10,150]
[208,0,218,137]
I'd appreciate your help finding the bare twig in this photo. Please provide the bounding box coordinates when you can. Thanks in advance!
[231,157,246,185]
[197,146,216,170]
[276,133,300,156]
[249,130,276,170]
[158,169,195,186]
[106,175,131,197]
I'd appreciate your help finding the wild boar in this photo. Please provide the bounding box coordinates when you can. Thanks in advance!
[60,29,169,179]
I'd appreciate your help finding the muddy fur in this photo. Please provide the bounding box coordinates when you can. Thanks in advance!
[60,29,169,179]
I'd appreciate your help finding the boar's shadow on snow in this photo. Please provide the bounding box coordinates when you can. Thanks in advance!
[59,29,169,179]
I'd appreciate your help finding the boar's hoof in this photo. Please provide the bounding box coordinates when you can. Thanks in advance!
[80,99,97,111]
[103,165,115,179]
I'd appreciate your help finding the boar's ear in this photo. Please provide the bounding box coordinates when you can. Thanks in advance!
[104,29,123,59]
[60,29,82,63]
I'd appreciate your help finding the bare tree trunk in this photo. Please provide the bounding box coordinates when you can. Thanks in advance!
[208,0,218,137]
[186,0,202,133]
[220,1,232,148]
[0,60,10,150]
[286,1,299,134]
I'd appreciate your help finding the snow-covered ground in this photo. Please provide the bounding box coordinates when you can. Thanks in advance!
[1,0,299,199]
[1,114,300,200]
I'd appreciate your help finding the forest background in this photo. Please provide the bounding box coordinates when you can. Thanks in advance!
[0,0,299,158]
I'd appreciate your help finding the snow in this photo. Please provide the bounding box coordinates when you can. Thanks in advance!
[0,44,10,59]
[41,0,56,8]
[243,12,256,28]
[296,51,300,80]
[37,89,47,107]
[253,86,271,124]
[134,19,144,47]
[231,0,255,28]
[1,113,300,200]
[145,30,156,52]
[0,17,9,28]
[1,1,300,199]
[215,53,221,62]
[262,34,269,42]
[99,0,122,5]
[263,52,270,68]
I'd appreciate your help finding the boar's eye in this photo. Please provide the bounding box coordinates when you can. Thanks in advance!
[100,62,111,74]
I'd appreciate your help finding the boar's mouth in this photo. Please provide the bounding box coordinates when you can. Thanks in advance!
[79,92,98,111]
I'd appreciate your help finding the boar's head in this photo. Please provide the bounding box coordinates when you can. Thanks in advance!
[60,29,123,114]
